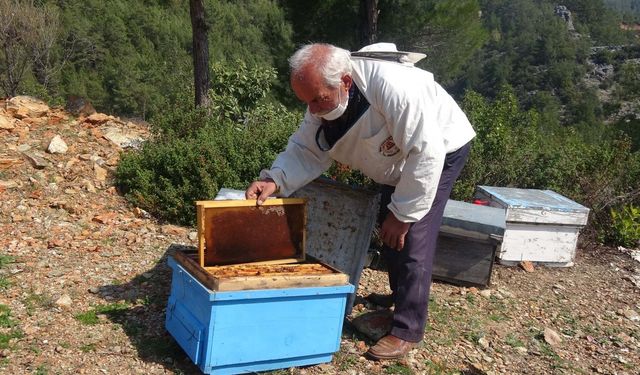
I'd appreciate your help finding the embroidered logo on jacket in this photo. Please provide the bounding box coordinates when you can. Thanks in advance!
[379,136,400,157]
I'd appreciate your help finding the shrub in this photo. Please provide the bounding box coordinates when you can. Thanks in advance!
[606,205,640,248]
[456,86,640,240]
[116,61,300,225]
[116,103,298,225]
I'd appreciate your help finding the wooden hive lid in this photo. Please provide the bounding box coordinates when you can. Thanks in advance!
[196,199,307,267]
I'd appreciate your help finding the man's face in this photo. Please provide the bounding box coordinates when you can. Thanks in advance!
[290,65,351,116]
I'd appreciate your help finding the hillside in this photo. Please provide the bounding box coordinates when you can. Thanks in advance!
[1,97,639,374]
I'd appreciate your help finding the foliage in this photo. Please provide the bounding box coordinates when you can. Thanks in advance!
[281,0,487,84]
[4,0,293,119]
[605,204,640,247]
[0,0,61,97]
[459,0,637,134]
[454,86,640,235]
[116,62,299,225]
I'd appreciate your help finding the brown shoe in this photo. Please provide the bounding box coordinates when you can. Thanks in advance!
[365,293,394,308]
[366,334,418,360]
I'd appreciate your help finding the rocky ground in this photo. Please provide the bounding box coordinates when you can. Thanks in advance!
[0,96,639,374]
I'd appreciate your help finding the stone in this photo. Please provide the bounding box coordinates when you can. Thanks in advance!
[92,212,117,224]
[55,294,73,308]
[103,127,144,149]
[6,96,49,118]
[22,151,48,169]
[94,164,107,181]
[620,309,640,322]
[0,180,18,189]
[17,144,31,152]
[84,113,113,125]
[519,261,535,273]
[350,309,393,341]
[479,289,492,298]
[0,115,14,130]
[161,224,187,236]
[514,346,528,354]
[478,337,490,350]
[47,135,68,154]
[544,327,562,347]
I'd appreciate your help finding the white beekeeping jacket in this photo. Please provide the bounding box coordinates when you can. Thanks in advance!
[261,45,476,222]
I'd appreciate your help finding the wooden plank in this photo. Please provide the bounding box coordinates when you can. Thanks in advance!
[506,207,589,226]
[499,222,579,264]
[173,250,220,290]
[214,273,348,291]
[197,204,206,267]
[173,250,348,291]
[196,198,306,208]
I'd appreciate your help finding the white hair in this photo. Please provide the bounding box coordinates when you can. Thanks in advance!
[289,43,352,88]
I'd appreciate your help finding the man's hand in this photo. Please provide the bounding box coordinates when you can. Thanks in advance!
[245,179,277,205]
[380,212,411,251]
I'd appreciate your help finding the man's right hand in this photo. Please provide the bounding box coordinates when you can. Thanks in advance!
[245,179,278,205]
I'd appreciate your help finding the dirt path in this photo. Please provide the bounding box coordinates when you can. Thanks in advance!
[1,97,638,374]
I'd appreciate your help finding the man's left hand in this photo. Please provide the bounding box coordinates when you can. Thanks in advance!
[380,212,411,251]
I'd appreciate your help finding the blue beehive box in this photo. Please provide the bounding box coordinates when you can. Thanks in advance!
[165,199,354,374]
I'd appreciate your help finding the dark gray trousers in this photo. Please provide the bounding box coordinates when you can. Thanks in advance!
[379,142,471,342]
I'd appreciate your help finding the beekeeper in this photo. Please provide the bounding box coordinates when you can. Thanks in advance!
[245,42,475,360]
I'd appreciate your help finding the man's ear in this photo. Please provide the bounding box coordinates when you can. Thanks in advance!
[341,74,352,91]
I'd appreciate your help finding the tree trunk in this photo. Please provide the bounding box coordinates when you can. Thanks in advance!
[360,0,379,46]
[189,0,210,108]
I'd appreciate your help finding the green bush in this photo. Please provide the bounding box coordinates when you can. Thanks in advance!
[116,103,298,225]
[116,62,300,225]
[606,205,640,248]
[456,86,640,239]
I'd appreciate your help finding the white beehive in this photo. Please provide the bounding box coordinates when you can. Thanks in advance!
[474,186,590,267]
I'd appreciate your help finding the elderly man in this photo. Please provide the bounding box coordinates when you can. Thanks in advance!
[246,43,475,360]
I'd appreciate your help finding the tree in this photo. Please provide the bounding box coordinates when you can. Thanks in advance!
[190,0,210,108]
[361,0,379,45]
[0,0,60,97]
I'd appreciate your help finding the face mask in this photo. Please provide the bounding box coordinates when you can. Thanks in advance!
[315,87,348,121]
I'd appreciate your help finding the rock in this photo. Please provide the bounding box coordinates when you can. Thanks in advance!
[0,158,22,169]
[133,207,151,219]
[515,346,528,354]
[0,180,18,189]
[478,337,490,349]
[85,180,96,193]
[620,309,640,322]
[0,115,14,130]
[519,261,535,273]
[22,151,48,169]
[84,113,113,125]
[6,96,49,118]
[103,127,144,149]
[17,144,31,152]
[479,289,492,298]
[92,212,117,224]
[161,224,187,236]
[544,327,562,347]
[55,294,73,308]
[47,135,68,154]
[94,164,107,181]
[350,309,393,341]
[188,231,198,241]
[88,287,100,294]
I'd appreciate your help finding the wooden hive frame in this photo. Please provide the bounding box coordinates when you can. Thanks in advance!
[196,199,307,268]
